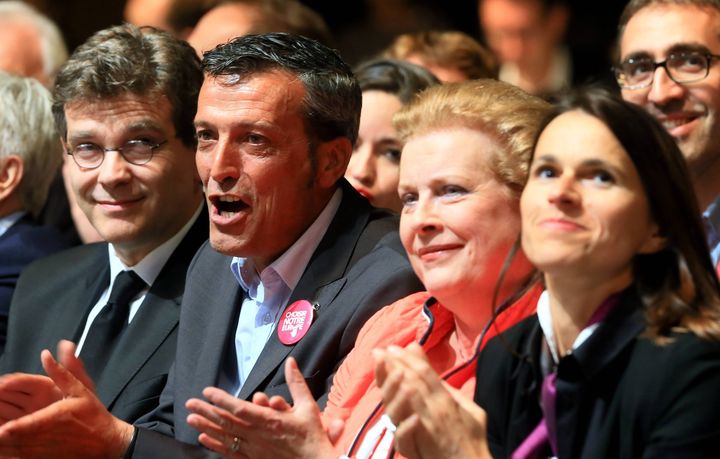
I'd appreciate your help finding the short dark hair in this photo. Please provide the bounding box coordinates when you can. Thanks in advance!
[202,32,361,145]
[353,58,439,105]
[533,88,720,340]
[52,24,202,147]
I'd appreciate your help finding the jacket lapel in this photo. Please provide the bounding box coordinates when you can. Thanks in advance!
[95,211,208,407]
[237,184,369,400]
[71,249,111,344]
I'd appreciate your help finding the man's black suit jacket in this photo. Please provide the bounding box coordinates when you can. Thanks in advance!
[0,214,70,353]
[475,289,720,459]
[130,184,423,457]
[0,211,208,423]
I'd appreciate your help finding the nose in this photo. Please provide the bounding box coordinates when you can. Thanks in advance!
[346,146,375,186]
[410,194,444,235]
[647,65,685,106]
[97,150,132,186]
[547,173,579,207]
[205,139,240,186]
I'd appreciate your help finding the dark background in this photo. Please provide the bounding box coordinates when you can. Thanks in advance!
[21,0,630,86]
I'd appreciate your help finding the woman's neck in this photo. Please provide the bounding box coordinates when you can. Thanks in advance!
[544,270,632,358]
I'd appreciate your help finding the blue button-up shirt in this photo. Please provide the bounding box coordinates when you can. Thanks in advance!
[227,189,342,393]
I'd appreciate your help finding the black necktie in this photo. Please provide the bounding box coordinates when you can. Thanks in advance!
[80,270,147,382]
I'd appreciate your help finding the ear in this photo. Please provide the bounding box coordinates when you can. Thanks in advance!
[638,224,668,255]
[313,137,352,189]
[0,155,24,203]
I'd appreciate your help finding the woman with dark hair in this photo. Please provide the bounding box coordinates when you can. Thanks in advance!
[376,88,720,459]
[345,59,438,212]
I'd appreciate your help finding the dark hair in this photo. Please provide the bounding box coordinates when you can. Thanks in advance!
[533,88,720,340]
[202,32,361,145]
[52,24,202,148]
[353,59,439,105]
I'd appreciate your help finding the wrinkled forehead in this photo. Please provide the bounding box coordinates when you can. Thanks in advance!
[620,4,720,60]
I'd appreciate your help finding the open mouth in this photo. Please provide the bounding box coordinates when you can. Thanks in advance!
[212,196,249,217]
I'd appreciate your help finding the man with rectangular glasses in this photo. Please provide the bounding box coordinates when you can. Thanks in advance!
[616,0,720,265]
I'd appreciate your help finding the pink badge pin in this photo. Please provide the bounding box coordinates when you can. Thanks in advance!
[278,299,315,345]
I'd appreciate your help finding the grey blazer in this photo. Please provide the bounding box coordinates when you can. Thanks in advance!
[0,211,208,423]
[131,182,424,458]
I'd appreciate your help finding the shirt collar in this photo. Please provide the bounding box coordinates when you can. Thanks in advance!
[536,290,603,365]
[231,187,342,294]
[108,203,203,285]
[0,211,26,238]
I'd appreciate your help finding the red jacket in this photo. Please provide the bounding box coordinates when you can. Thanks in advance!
[324,286,542,458]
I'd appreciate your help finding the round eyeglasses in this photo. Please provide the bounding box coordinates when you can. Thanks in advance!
[66,139,167,169]
[613,51,720,90]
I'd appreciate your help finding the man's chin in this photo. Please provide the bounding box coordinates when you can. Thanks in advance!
[209,230,248,257]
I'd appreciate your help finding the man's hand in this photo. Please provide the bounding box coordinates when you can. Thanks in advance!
[186,357,337,459]
[375,343,492,459]
[0,340,135,458]
[0,374,62,425]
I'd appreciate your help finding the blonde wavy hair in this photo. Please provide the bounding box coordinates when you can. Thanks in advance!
[393,79,551,196]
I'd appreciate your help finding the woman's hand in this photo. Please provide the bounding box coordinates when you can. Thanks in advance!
[185,357,338,459]
[374,343,492,459]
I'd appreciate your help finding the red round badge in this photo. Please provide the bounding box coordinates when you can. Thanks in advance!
[278,300,315,345]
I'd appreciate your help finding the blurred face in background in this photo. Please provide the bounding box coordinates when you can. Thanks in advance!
[479,0,566,78]
[0,22,45,85]
[187,3,262,56]
[346,90,404,212]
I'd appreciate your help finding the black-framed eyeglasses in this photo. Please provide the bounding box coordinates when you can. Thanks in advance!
[613,51,720,90]
[65,139,167,169]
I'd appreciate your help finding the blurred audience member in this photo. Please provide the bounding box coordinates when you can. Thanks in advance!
[616,0,720,268]
[0,71,69,353]
[187,0,331,55]
[0,24,206,426]
[124,0,176,31]
[346,59,439,212]
[479,0,569,95]
[0,1,67,87]
[125,0,215,38]
[0,1,96,245]
[383,30,498,82]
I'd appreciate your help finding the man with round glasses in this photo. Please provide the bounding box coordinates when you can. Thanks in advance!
[617,0,720,266]
[0,22,206,430]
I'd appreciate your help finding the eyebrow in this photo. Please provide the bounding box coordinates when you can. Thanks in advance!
[622,42,713,62]
[193,120,277,132]
[125,120,165,133]
[67,120,165,145]
[533,154,557,163]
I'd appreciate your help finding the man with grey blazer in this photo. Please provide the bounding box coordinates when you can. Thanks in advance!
[0,33,422,458]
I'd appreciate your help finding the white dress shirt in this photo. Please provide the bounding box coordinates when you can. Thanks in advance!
[75,204,202,354]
